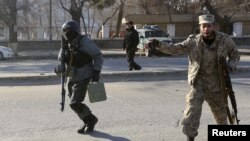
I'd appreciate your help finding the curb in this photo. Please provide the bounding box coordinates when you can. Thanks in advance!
[12,52,145,60]
[0,70,187,81]
[1,67,249,81]
[10,55,126,61]
[13,49,250,58]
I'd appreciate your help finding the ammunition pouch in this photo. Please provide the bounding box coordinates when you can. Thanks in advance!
[65,48,92,67]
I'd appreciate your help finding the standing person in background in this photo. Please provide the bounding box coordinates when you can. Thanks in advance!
[55,20,103,134]
[150,14,240,141]
[122,19,141,71]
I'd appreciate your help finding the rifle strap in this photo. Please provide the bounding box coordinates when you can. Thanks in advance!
[64,35,83,76]
[65,47,74,77]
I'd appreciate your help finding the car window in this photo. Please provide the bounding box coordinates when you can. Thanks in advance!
[145,31,167,38]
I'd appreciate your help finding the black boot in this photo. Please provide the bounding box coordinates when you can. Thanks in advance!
[77,113,98,134]
[133,64,141,70]
[134,66,141,70]
[84,113,98,133]
[187,136,194,141]
[77,124,87,134]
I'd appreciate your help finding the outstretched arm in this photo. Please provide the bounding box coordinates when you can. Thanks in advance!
[150,36,192,55]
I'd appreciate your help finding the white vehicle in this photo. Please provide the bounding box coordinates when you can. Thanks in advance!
[143,24,160,30]
[137,28,173,57]
[0,46,14,60]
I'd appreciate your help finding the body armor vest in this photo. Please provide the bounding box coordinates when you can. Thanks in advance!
[65,35,92,67]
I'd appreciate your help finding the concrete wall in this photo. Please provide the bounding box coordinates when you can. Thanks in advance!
[243,22,250,36]
[0,39,124,51]
[231,36,250,46]
[175,23,195,37]
[0,37,249,51]
[172,36,250,46]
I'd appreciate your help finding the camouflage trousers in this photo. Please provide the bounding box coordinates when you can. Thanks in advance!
[181,82,228,138]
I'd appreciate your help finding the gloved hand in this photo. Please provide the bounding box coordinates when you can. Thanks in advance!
[92,70,101,82]
[228,65,236,72]
[54,64,62,76]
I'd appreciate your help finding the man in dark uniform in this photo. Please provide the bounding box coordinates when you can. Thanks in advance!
[123,19,141,71]
[56,20,103,134]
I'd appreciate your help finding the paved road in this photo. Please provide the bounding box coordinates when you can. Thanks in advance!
[0,72,250,141]
[1,47,250,141]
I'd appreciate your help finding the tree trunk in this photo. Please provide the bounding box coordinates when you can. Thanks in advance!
[115,1,124,37]
[70,9,82,24]
[8,0,18,55]
[203,0,233,34]
[69,0,83,25]
[9,24,18,43]
[81,13,88,36]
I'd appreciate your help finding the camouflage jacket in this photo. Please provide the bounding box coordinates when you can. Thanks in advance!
[159,31,240,85]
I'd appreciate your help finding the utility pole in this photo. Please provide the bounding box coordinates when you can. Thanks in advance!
[49,0,52,56]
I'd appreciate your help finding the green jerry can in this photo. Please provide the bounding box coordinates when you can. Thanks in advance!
[88,82,107,103]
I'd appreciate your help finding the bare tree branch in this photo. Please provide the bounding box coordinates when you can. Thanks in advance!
[102,4,121,25]
[59,0,70,13]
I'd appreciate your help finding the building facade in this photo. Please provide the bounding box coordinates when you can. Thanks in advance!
[125,13,250,37]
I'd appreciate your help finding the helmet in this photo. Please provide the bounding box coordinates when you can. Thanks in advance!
[62,20,81,34]
[62,20,81,41]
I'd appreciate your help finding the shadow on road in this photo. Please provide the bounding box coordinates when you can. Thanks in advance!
[88,130,131,141]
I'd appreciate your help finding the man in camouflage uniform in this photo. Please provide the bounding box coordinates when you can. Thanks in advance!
[151,14,240,141]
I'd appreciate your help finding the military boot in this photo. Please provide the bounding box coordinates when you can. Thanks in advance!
[187,136,195,141]
[134,66,141,70]
[77,124,87,134]
[84,113,98,133]
[77,113,98,134]
[133,64,141,70]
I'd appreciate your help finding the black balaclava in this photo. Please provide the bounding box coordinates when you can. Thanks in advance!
[64,29,78,42]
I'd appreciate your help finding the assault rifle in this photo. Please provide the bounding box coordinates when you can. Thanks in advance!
[60,36,67,112]
[219,57,240,125]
